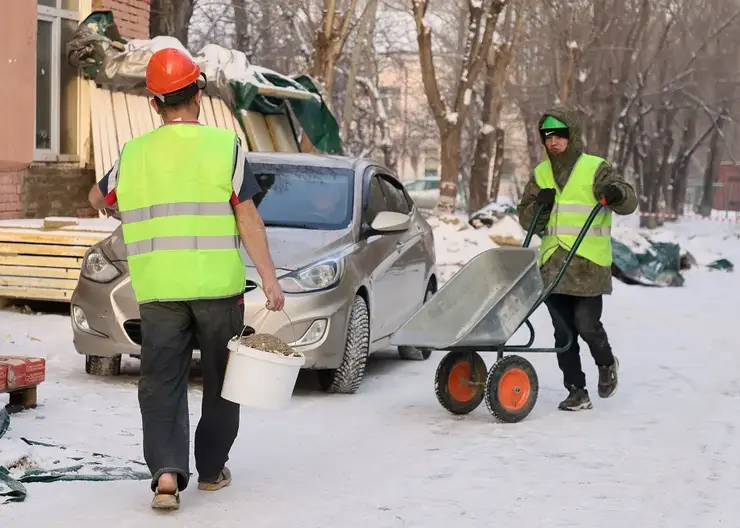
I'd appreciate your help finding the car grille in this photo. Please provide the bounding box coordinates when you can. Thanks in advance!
[123,320,142,345]
[123,319,200,349]
[245,280,258,293]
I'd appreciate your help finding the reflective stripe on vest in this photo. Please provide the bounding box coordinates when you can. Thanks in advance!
[115,124,246,304]
[126,235,240,257]
[119,201,234,223]
[534,153,613,268]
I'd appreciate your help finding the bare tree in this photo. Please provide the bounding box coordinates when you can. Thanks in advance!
[411,0,507,212]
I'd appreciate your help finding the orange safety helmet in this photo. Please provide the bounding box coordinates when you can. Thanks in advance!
[146,48,201,97]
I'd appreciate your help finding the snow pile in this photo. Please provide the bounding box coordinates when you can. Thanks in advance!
[487,215,540,247]
[428,214,498,282]
[613,214,740,267]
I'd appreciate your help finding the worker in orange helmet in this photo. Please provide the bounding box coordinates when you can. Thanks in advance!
[88,48,285,511]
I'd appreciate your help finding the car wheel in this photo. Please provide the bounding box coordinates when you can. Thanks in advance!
[317,295,370,394]
[398,284,435,361]
[85,355,122,376]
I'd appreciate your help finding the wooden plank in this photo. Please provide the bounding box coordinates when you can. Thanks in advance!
[149,98,161,131]
[112,90,133,145]
[90,82,105,182]
[97,88,117,170]
[202,96,217,127]
[139,94,157,134]
[212,97,229,129]
[0,231,109,246]
[266,113,299,152]
[241,110,275,152]
[256,85,317,101]
[0,243,89,257]
[0,276,78,290]
[0,265,80,280]
[0,286,73,302]
[0,255,83,268]
[231,112,248,149]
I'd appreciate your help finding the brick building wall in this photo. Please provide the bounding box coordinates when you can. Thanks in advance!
[2,1,151,221]
[94,0,151,40]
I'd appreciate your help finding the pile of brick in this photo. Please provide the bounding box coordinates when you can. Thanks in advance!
[0,356,46,413]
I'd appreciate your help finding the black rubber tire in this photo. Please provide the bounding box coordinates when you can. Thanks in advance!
[484,355,538,423]
[398,285,435,361]
[434,351,487,415]
[85,355,122,376]
[318,295,370,394]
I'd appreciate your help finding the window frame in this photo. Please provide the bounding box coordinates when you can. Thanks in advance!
[362,166,415,227]
[35,2,80,163]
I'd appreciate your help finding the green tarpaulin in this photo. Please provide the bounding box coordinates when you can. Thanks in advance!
[0,438,150,504]
[611,236,733,287]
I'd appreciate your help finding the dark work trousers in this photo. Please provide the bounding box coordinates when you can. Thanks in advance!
[544,294,615,390]
[138,294,244,491]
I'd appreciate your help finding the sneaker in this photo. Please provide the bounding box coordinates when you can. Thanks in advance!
[198,467,232,491]
[598,357,619,398]
[558,386,593,411]
[151,487,180,511]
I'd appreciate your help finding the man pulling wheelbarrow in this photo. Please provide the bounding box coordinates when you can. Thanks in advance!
[517,104,637,412]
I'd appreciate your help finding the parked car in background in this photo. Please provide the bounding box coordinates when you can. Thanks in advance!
[404,176,467,211]
[71,153,438,394]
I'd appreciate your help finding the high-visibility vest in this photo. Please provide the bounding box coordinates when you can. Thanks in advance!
[534,153,612,267]
[116,124,245,303]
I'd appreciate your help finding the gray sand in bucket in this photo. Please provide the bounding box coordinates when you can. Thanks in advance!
[239,333,303,358]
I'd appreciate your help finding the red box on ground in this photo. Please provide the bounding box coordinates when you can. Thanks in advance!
[0,357,46,392]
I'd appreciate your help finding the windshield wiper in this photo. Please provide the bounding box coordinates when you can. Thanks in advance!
[263,221,320,230]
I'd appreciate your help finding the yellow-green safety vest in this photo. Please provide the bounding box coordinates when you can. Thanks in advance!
[534,153,612,268]
[116,124,245,303]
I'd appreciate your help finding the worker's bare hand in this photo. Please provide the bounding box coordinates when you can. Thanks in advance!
[262,276,285,312]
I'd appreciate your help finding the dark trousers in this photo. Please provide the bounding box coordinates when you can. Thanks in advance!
[138,294,243,491]
[544,294,614,390]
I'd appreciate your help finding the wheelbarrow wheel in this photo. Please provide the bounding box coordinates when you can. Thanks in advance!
[434,351,487,415]
[484,355,538,423]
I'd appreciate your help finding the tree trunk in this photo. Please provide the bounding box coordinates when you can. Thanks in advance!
[468,66,496,214]
[439,126,463,213]
[149,0,194,46]
[698,111,726,217]
[231,0,248,51]
[490,127,506,200]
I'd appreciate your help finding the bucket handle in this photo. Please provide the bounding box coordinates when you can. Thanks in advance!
[236,282,298,345]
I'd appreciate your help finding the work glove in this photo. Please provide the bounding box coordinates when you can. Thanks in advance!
[599,184,624,205]
[535,188,557,210]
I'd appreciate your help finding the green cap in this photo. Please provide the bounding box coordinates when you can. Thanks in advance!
[540,116,568,129]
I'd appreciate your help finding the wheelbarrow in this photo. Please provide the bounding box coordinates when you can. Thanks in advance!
[390,200,608,423]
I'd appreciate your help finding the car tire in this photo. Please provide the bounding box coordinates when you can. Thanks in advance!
[317,295,370,394]
[398,284,435,361]
[85,355,122,377]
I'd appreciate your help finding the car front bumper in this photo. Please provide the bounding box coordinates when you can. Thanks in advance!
[71,274,354,370]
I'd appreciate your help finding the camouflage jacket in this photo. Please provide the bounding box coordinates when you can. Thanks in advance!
[517,105,638,297]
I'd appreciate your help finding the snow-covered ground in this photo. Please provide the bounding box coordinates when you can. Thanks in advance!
[1,216,740,526]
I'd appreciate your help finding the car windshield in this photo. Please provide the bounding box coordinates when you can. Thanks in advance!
[249,163,354,230]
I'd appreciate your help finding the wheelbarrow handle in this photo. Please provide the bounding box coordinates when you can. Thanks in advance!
[516,199,607,325]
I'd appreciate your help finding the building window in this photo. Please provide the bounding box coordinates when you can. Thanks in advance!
[36,1,80,161]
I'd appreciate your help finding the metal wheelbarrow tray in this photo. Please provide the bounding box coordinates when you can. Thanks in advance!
[390,247,544,350]
[390,201,609,424]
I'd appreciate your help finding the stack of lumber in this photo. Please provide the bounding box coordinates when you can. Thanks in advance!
[0,217,117,302]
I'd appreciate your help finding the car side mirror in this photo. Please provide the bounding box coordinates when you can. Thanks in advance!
[370,211,411,233]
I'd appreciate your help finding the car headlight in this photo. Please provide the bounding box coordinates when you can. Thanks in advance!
[80,247,121,283]
[278,258,344,293]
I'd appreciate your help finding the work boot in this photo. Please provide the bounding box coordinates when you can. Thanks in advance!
[198,467,232,491]
[151,488,180,511]
[598,356,619,398]
[558,386,593,411]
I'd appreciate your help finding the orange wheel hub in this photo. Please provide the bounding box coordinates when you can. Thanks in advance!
[448,361,477,402]
[497,367,531,411]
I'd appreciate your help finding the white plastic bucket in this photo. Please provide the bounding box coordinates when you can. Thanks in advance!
[221,337,306,410]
